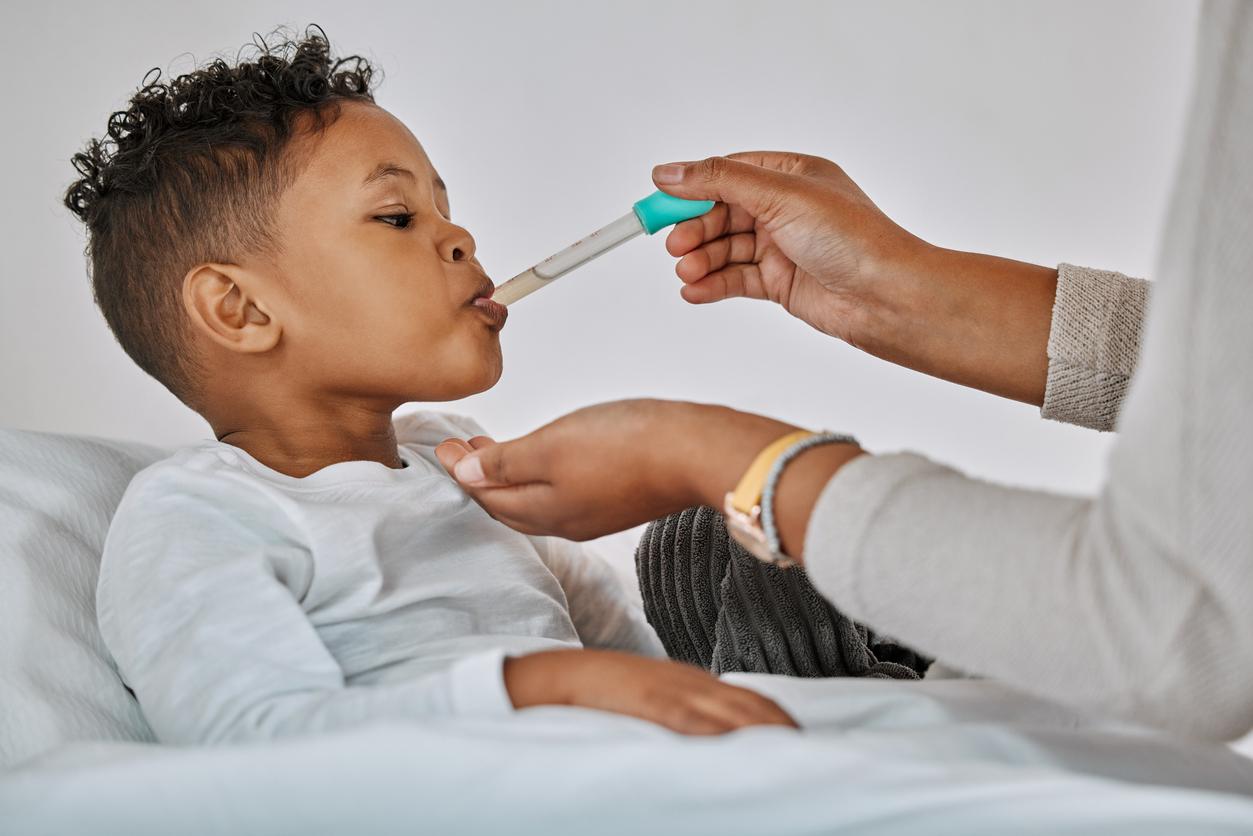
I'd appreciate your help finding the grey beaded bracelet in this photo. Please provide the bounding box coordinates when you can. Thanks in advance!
[760,432,859,560]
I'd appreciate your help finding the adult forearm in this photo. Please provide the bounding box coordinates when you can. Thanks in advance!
[441,399,859,556]
[854,245,1057,406]
[651,153,1058,407]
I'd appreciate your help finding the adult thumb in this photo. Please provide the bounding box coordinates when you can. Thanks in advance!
[451,436,542,488]
[652,156,796,220]
[452,444,499,487]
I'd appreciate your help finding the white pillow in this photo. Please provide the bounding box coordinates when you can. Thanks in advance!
[0,428,165,767]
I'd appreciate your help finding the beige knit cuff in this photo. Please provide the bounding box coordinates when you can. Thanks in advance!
[1040,263,1150,432]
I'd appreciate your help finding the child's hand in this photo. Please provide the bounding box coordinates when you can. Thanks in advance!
[504,649,797,735]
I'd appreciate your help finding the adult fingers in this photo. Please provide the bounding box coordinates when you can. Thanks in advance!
[678,263,768,305]
[434,439,473,473]
[450,435,550,489]
[675,233,757,284]
[436,436,493,466]
[458,483,561,535]
[652,155,799,224]
[665,202,757,257]
[723,150,826,176]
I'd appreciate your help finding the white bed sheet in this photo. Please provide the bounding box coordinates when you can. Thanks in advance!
[5,675,1253,835]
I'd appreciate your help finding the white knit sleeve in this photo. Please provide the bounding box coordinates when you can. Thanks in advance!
[792,0,1253,743]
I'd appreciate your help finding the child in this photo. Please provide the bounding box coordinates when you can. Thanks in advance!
[65,28,794,744]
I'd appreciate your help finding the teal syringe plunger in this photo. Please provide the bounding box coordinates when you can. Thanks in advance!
[491,191,716,306]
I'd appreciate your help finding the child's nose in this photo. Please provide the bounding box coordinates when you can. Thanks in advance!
[441,224,476,263]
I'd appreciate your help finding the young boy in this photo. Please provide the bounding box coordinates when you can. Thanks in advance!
[65,28,794,744]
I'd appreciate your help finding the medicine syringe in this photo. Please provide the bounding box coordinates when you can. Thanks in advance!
[492,191,715,306]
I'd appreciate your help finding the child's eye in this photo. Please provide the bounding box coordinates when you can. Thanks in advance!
[376,212,415,229]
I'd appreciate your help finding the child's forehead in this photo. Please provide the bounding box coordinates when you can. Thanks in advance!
[296,102,438,190]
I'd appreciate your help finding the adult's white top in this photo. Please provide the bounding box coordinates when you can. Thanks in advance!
[804,0,1253,741]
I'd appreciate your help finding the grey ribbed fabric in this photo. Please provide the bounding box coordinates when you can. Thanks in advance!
[635,506,929,679]
[1041,263,1150,431]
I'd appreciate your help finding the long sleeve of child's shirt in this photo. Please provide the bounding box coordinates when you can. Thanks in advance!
[530,535,664,657]
[97,411,623,745]
[99,478,512,745]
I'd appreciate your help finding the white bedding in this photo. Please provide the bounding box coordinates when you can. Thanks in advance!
[5,675,1253,836]
[5,429,1253,833]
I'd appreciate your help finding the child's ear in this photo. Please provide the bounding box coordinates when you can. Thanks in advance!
[182,263,281,354]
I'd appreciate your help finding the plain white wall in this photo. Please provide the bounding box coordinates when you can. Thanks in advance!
[0,0,1198,496]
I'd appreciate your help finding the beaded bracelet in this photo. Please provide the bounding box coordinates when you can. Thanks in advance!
[760,432,858,561]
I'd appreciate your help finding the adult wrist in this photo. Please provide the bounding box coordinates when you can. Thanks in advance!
[772,442,866,561]
[760,432,859,560]
[675,405,805,510]
[844,238,947,362]
[846,244,1056,403]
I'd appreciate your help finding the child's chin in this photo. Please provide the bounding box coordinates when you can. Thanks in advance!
[400,343,502,402]
[481,344,505,388]
[469,364,503,395]
[442,359,504,401]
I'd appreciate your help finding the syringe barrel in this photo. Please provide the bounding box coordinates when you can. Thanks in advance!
[531,211,644,280]
[492,192,714,307]
[490,268,548,307]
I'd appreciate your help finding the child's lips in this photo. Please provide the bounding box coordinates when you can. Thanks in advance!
[471,296,509,331]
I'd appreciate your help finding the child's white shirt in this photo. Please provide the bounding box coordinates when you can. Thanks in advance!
[97,411,663,744]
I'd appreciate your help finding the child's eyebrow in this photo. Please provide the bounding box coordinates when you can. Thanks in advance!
[361,164,448,202]
[361,162,416,189]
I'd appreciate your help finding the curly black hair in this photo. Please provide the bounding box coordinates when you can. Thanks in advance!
[63,26,378,407]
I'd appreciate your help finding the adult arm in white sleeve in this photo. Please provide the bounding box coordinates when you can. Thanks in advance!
[802,2,1253,740]
[530,535,665,657]
[804,263,1253,739]
[97,469,512,746]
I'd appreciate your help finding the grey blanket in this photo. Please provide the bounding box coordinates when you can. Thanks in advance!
[636,506,930,679]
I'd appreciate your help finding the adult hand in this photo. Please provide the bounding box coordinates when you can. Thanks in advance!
[653,151,923,344]
[652,152,1059,406]
[434,399,863,559]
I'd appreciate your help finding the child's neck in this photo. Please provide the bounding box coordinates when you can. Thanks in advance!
[209,396,404,478]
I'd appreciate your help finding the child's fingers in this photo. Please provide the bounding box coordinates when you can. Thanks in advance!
[727,688,799,728]
[688,681,798,731]
[661,711,737,736]
[466,435,497,450]
[651,692,735,736]
[685,690,778,732]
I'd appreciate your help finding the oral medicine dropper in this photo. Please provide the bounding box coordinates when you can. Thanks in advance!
[492,191,716,306]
